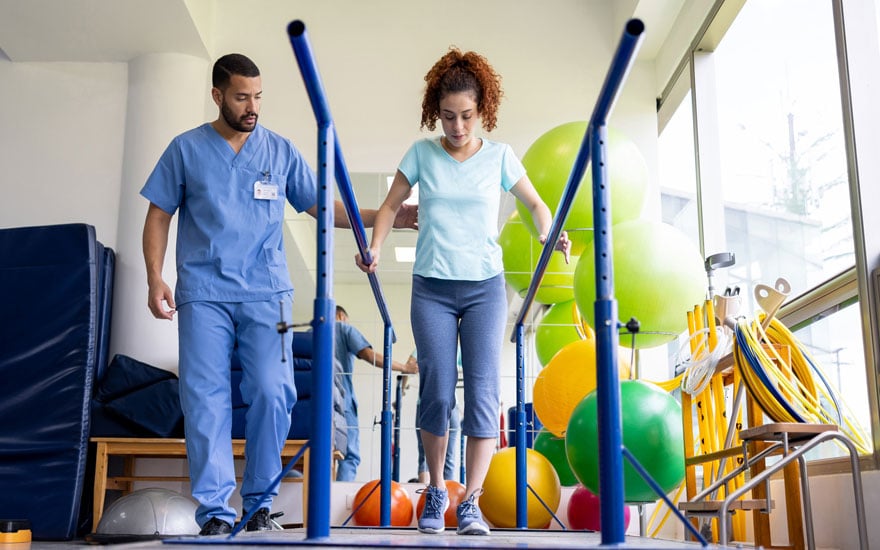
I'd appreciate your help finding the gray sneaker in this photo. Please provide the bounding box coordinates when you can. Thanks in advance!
[416,485,449,534]
[456,493,490,535]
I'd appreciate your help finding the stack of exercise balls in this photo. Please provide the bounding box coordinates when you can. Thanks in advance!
[506,121,696,521]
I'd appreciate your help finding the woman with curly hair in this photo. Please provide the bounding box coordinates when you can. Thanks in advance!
[357,47,570,535]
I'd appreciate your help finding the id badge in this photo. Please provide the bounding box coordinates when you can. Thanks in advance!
[254,181,279,200]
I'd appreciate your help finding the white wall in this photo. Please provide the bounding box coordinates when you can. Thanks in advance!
[0,60,128,247]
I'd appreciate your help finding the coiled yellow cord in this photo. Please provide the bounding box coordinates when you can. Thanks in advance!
[733,315,871,454]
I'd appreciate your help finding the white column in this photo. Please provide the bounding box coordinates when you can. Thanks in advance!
[110,53,210,373]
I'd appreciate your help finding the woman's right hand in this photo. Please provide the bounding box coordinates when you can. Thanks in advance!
[355,247,380,273]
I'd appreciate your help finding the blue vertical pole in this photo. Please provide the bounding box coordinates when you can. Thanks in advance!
[392,375,402,482]
[380,326,394,525]
[591,124,625,544]
[514,324,528,528]
[307,123,335,540]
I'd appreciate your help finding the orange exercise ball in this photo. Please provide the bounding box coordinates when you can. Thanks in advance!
[352,479,413,526]
[416,479,466,527]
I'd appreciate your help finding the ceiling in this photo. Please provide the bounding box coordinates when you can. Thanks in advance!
[0,0,210,62]
[0,1,685,63]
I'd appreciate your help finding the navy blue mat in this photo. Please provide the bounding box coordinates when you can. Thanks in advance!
[0,223,113,539]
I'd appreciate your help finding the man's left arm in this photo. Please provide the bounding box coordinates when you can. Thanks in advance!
[356,347,416,374]
[305,201,417,230]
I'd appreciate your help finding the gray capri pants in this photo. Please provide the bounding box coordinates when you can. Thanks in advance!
[411,274,507,439]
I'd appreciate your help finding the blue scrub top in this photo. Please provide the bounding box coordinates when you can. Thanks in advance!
[141,123,317,305]
[334,322,371,409]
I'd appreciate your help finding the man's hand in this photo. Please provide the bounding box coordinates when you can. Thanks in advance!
[147,279,176,320]
[393,203,418,230]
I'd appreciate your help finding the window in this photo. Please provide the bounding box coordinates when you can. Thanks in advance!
[711,0,853,306]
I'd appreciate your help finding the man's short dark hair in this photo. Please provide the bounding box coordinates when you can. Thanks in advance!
[213,53,260,89]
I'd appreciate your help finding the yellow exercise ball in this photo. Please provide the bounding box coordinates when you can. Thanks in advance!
[532,338,631,437]
[481,447,561,529]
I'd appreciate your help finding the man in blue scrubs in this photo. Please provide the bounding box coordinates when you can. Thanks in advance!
[141,53,415,535]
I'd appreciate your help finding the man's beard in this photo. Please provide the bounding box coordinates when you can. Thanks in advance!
[221,101,258,133]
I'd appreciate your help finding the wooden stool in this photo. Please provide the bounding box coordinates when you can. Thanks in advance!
[90,437,312,531]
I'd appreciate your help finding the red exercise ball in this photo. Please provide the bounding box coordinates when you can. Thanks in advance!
[352,479,413,526]
[567,485,631,532]
[416,480,467,527]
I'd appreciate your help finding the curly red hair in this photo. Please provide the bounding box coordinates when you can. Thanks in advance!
[421,47,503,132]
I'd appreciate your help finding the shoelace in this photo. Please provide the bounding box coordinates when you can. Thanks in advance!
[420,487,445,516]
[458,489,484,518]
[458,495,479,518]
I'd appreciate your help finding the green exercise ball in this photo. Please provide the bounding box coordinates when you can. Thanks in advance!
[565,380,685,503]
[533,428,578,486]
[573,219,706,349]
[499,211,577,305]
[535,300,591,367]
[517,122,647,255]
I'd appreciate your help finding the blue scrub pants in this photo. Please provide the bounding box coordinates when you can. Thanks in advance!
[411,274,506,439]
[336,395,360,481]
[177,294,296,527]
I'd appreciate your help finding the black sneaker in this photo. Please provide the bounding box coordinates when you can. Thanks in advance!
[244,508,272,531]
[199,517,232,536]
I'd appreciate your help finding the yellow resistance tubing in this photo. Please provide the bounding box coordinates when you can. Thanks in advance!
[762,316,871,453]
[735,316,871,454]
[648,482,686,539]
[705,298,718,351]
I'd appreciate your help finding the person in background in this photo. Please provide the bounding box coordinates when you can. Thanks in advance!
[334,305,417,481]
[141,53,416,536]
[356,47,570,536]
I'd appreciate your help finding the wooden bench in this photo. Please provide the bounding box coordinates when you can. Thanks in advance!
[91,437,315,531]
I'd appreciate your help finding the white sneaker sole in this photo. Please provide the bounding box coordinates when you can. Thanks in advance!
[417,499,449,534]
[457,522,490,536]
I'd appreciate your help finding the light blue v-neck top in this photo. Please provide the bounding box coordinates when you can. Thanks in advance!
[398,136,525,281]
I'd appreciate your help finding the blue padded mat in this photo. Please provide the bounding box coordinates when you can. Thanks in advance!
[0,223,113,539]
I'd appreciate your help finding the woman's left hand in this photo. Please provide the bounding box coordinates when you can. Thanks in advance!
[539,231,572,264]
